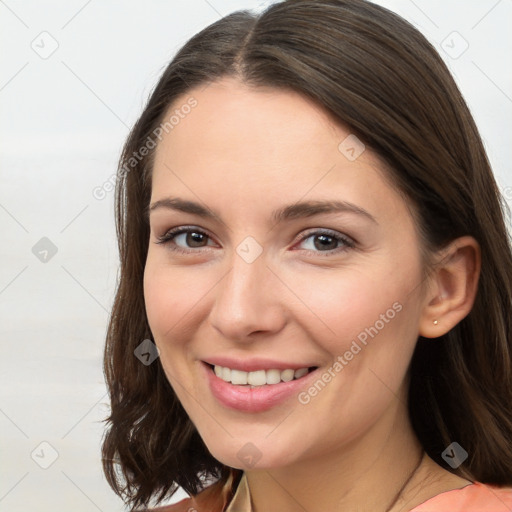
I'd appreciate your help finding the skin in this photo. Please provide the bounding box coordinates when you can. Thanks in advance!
[143,77,480,512]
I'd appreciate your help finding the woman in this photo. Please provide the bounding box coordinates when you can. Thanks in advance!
[101,1,512,511]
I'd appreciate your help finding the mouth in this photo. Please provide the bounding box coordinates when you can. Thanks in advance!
[200,354,324,412]
[205,362,318,388]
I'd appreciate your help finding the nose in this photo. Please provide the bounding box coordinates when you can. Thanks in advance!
[208,250,287,342]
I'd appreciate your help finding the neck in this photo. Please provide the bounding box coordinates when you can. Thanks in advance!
[245,397,425,512]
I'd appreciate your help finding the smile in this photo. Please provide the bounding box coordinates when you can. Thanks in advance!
[202,362,320,412]
[212,364,315,387]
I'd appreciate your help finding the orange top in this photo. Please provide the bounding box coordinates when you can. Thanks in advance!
[149,473,512,512]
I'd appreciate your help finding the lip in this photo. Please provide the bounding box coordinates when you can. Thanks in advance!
[201,361,320,413]
[203,356,317,372]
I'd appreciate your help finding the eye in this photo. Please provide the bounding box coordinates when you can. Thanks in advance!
[155,226,355,257]
[294,229,355,255]
[155,226,216,254]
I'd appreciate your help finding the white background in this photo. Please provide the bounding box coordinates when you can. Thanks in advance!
[0,1,511,510]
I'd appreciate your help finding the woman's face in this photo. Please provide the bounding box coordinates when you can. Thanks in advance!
[144,77,429,470]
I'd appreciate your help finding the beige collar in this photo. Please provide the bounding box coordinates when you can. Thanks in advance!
[225,472,252,511]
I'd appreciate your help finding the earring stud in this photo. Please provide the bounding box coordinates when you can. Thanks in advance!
[433,320,438,325]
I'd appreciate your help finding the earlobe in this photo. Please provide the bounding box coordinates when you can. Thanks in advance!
[419,236,481,339]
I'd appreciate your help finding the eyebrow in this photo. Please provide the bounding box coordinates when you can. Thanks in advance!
[147,197,378,225]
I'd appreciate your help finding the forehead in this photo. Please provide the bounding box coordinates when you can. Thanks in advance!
[150,77,410,228]
[158,77,344,155]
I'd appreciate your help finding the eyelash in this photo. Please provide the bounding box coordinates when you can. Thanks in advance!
[155,226,356,257]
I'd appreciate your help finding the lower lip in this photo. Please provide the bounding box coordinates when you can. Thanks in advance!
[202,361,318,413]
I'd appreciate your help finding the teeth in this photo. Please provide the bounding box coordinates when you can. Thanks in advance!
[212,365,312,386]
[247,369,266,386]
[266,369,281,385]
[294,367,309,379]
[231,369,248,385]
[281,369,295,382]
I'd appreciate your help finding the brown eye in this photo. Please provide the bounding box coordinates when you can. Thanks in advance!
[296,229,355,255]
[155,226,216,253]
[184,231,208,247]
[312,234,338,251]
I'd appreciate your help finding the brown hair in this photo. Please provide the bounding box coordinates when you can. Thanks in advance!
[101,0,512,509]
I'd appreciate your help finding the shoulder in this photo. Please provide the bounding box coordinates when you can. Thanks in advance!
[145,476,235,512]
[146,495,197,512]
[412,482,512,511]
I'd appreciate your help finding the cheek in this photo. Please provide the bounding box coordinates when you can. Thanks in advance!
[292,268,420,429]
[288,259,422,373]
[142,265,195,378]
[288,266,406,340]
[143,261,198,392]
[143,262,176,337]
[143,257,206,338]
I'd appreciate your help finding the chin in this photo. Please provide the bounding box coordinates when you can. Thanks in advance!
[203,436,297,471]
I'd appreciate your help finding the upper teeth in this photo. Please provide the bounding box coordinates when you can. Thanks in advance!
[214,365,310,386]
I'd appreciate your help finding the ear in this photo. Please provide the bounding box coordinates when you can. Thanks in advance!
[419,236,481,339]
